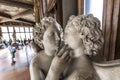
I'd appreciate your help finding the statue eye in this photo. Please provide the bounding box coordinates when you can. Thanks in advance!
[36,32,38,35]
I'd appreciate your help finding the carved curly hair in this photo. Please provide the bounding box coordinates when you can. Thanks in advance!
[65,14,104,55]
[33,23,44,49]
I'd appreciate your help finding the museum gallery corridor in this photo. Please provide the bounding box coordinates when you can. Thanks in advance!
[0,46,35,80]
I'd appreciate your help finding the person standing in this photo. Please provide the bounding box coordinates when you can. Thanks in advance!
[8,43,16,65]
[9,38,12,44]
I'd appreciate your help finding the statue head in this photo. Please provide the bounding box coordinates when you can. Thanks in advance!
[64,14,103,55]
[33,17,63,56]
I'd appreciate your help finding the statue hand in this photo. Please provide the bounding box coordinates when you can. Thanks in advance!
[50,45,72,75]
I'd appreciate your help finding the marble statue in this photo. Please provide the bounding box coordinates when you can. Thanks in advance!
[45,14,120,80]
[30,17,63,80]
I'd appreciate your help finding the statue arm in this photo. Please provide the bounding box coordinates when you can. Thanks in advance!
[45,69,60,80]
[45,45,71,80]
[30,66,45,80]
[30,56,45,80]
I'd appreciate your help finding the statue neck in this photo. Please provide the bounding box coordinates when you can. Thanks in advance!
[73,47,85,58]
[73,47,92,66]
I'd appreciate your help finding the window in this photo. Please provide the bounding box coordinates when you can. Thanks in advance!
[26,33,30,39]
[1,26,9,41]
[25,27,29,32]
[16,33,21,40]
[1,27,8,32]
[84,0,103,26]
[2,33,9,41]
[8,27,13,32]
[15,27,19,32]
[20,33,25,40]
[20,27,24,32]
[1,26,33,41]
[30,33,33,39]
[30,27,33,32]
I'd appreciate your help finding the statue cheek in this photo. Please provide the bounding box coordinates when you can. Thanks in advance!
[63,37,68,44]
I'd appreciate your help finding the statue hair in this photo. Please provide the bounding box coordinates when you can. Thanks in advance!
[65,14,104,55]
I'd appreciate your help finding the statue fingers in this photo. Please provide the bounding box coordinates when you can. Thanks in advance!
[65,50,72,62]
[61,50,70,59]
[57,45,68,57]
[67,57,72,63]
[65,55,71,62]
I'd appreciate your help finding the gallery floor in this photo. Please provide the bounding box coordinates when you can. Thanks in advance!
[0,45,35,80]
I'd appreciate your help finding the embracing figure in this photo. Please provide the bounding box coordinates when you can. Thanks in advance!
[30,15,120,80]
[30,17,62,80]
[45,14,120,80]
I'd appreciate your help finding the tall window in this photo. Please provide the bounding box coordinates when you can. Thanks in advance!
[1,26,9,41]
[1,26,33,41]
[20,27,25,40]
[30,27,33,39]
[84,0,103,27]
[9,27,14,40]
[25,27,30,40]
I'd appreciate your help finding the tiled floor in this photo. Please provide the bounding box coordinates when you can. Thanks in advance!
[0,67,30,80]
[0,45,35,80]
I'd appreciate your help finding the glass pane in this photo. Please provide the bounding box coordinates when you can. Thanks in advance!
[8,27,13,32]
[20,33,25,40]
[25,27,29,32]
[30,33,33,39]
[16,33,21,40]
[15,27,19,32]
[26,33,30,40]
[10,33,21,41]
[20,27,24,32]
[1,27,8,32]
[30,27,33,32]
[84,0,103,26]
[19,33,22,40]
[2,33,9,41]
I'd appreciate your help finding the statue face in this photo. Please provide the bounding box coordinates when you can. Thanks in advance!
[64,32,83,49]
[42,28,58,56]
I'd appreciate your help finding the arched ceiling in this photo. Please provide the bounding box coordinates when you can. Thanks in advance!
[0,0,35,25]
[13,0,34,5]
